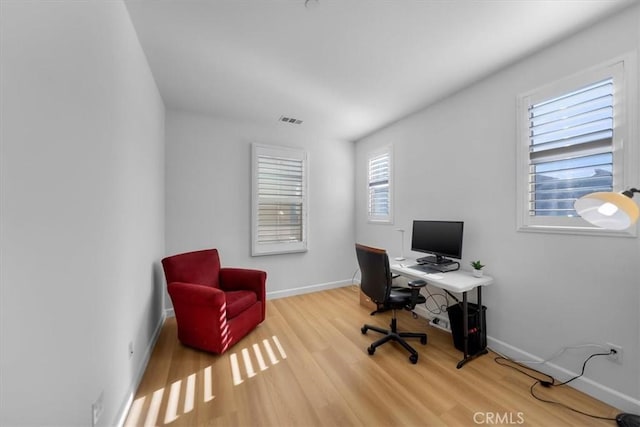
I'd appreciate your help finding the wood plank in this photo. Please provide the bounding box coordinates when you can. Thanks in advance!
[124,286,621,426]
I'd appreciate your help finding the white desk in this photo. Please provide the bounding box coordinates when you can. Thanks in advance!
[390,260,493,368]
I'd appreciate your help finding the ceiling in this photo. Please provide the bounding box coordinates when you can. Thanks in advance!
[125,0,637,141]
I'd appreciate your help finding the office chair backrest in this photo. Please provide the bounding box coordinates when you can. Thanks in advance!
[355,243,392,304]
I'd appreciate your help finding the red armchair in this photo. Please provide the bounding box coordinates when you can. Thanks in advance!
[161,249,266,354]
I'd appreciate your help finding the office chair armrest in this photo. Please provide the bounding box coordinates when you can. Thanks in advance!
[408,279,427,288]
[407,279,426,308]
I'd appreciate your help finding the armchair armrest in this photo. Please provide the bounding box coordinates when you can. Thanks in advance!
[168,281,226,307]
[220,268,267,321]
[167,282,229,353]
[219,268,266,301]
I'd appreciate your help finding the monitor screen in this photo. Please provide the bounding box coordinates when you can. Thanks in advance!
[411,220,464,263]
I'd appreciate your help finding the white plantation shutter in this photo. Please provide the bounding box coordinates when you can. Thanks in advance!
[252,144,307,256]
[516,57,636,235]
[368,148,392,223]
[528,78,614,217]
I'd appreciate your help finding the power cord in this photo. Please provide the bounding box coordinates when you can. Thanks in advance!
[494,350,618,422]
[545,350,613,387]
[422,285,448,315]
[351,268,360,291]
[513,343,610,365]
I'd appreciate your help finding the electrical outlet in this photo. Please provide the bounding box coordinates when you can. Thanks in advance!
[128,341,134,359]
[428,315,451,332]
[607,343,623,364]
[91,391,104,427]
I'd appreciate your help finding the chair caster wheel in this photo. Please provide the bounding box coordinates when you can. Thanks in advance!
[409,354,418,364]
[420,336,427,345]
[367,346,375,355]
[361,327,367,334]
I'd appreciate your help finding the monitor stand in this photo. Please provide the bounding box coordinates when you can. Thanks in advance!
[416,255,459,272]
[417,255,454,265]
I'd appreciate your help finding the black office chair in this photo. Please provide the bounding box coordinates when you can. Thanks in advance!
[356,243,428,364]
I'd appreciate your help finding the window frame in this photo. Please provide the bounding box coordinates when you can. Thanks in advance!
[251,143,308,256]
[516,54,638,237]
[367,146,393,224]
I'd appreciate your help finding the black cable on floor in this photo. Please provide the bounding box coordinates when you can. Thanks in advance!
[494,352,618,422]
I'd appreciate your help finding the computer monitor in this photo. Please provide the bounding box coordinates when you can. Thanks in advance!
[411,220,464,265]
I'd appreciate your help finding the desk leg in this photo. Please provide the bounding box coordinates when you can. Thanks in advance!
[462,291,469,359]
[478,286,486,350]
[456,286,489,369]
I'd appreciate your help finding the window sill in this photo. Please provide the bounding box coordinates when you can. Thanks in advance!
[517,223,637,238]
[368,218,393,225]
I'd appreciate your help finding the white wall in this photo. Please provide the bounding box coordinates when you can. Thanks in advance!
[0,2,165,426]
[355,5,640,413]
[165,110,355,302]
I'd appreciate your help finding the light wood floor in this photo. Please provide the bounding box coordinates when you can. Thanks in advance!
[124,286,620,426]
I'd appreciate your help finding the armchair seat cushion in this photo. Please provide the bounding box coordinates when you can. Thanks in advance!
[225,290,258,320]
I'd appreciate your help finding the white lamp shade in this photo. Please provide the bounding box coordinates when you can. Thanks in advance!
[574,191,639,230]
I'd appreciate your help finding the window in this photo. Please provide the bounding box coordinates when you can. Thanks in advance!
[529,78,614,216]
[516,56,637,235]
[368,147,393,223]
[252,144,307,256]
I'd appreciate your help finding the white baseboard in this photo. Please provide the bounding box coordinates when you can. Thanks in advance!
[161,279,354,313]
[114,310,167,427]
[416,306,639,414]
[159,280,353,318]
[266,279,353,300]
[488,336,640,415]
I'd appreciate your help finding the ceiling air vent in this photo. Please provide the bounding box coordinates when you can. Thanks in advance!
[279,116,303,125]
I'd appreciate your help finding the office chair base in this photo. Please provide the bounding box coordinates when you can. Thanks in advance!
[617,413,640,427]
[361,323,427,364]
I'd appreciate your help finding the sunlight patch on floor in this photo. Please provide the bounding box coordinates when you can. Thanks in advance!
[126,396,145,427]
[145,388,164,427]
[229,335,287,386]
[124,336,288,425]
[125,364,216,427]
[230,353,243,385]
[204,366,214,402]
[272,335,287,359]
[262,339,278,366]
[252,343,268,371]
[184,373,196,412]
[164,379,182,424]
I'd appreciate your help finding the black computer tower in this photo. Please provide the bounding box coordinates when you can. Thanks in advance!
[447,302,487,354]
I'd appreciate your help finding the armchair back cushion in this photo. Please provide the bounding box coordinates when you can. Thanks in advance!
[162,249,221,289]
